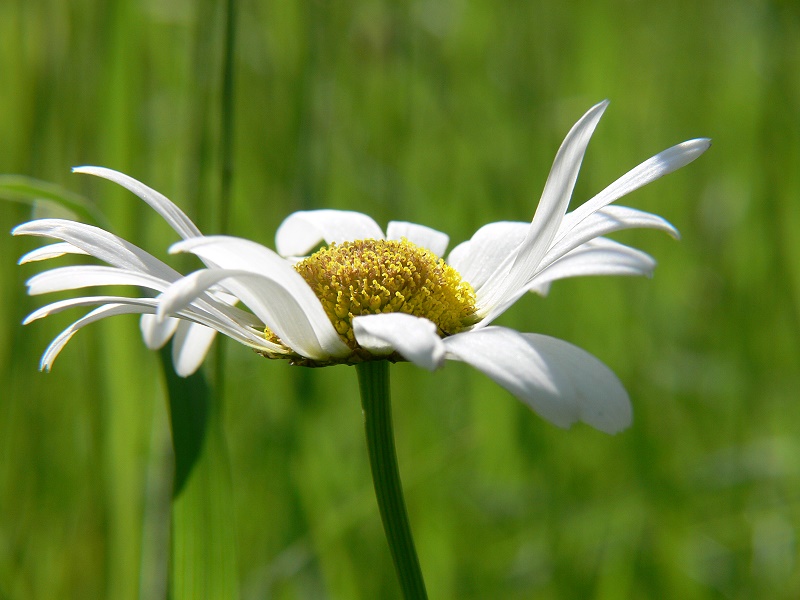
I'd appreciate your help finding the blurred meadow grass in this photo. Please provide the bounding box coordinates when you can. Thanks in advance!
[2,0,800,598]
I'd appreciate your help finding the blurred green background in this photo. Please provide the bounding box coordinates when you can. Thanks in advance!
[2,0,799,598]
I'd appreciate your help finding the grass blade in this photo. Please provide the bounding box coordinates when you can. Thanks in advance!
[159,347,239,600]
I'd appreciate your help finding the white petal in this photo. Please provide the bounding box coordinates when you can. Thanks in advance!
[26,265,170,296]
[13,219,180,280]
[72,166,202,240]
[159,267,347,360]
[39,303,156,371]
[447,222,528,292]
[275,210,384,257]
[542,205,677,271]
[19,242,89,264]
[172,234,304,278]
[26,265,168,296]
[480,238,658,321]
[386,221,449,257]
[170,236,350,358]
[172,321,217,377]
[556,138,710,240]
[140,313,180,349]
[479,101,609,312]
[443,327,631,433]
[183,293,263,330]
[353,313,445,371]
[479,209,680,323]
[24,292,274,361]
[597,205,679,238]
[164,304,276,353]
[157,270,231,319]
[528,239,656,294]
[24,295,160,324]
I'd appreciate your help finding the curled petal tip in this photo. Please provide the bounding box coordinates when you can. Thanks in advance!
[168,239,192,255]
[168,236,215,255]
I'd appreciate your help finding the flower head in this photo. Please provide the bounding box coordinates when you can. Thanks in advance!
[287,238,478,355]
[14,101,709,433]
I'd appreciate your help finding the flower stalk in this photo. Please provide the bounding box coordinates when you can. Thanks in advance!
[356,361,428,599]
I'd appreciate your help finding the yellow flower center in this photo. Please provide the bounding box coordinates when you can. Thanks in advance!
[294,238,477,349]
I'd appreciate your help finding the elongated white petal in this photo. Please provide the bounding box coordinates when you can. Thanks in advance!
[452,207,672,307]
[157,270,230,318]
[172,321,217,377]
[40,303,156,371]
[595,205,679,238]
[542,206,677,271]
[444,327,631,433]
[140,278,264,349]
[13,219,180,280]
[24,291,278,367]
[19,242,89,264]
[194,298,264,330]
[275,210,384,257]
[528,239,656,294]
[447,222,528,293]
[170,236,349,357]
[164,303,277,352]
[26,265,170,296]
[556,138,710,240]
[159,267,347,360]
[479,101,609,312]
[24,295,160,324]
[140,313,180,349]
[172,234,303,278]
[73,166,202,240]
[488,238,657,309]
[353,313,445,371]
[386,221,449,257]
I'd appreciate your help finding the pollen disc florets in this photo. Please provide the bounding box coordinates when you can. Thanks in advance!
[294,238,477,350]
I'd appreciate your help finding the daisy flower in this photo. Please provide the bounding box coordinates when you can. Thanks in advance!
[14,100,709,434]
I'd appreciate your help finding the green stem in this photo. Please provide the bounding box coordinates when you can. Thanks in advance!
[356,361,428,600]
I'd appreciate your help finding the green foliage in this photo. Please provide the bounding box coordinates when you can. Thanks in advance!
[2,0,799,598]
[160,348,239,599]
[0,175,108,227]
